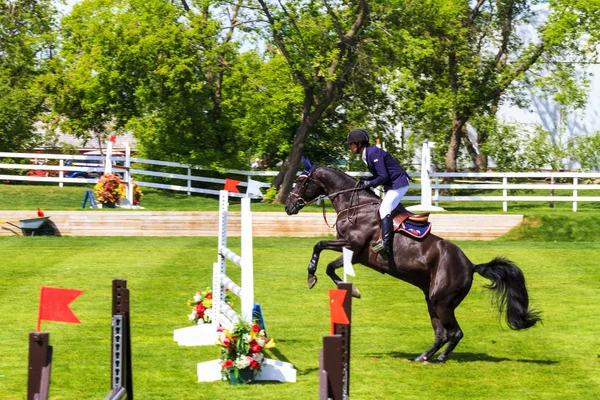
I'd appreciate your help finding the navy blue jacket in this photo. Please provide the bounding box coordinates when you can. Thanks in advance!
[363,146,410,191]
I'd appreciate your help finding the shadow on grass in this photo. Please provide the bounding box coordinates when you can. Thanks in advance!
[366,351,558,365]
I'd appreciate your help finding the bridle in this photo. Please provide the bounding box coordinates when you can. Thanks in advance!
[289,168,379,227]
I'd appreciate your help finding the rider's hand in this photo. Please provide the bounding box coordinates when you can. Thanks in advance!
[358,179,369,189]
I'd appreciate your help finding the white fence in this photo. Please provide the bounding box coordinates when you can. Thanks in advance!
[2,149,600,212]
[0,149,272,201]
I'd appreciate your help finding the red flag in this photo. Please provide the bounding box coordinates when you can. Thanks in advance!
[224,178,241,193]
[37,207,44,217]
[37,286,83,331]
[329,289,349,334]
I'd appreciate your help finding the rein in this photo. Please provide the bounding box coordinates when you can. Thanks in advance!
[291,172,378,228]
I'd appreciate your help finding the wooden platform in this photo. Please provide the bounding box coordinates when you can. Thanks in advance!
[0,211,523,240]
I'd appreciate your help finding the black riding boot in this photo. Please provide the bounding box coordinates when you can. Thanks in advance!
[373,215,394,261]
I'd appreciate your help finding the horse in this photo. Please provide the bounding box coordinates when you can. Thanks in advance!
[284,162,541,363]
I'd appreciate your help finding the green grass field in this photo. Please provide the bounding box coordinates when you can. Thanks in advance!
[1,236,599,399]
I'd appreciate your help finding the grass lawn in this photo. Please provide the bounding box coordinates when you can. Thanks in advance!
[1,237,599,399]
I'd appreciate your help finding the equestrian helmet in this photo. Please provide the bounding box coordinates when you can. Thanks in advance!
[345,129,370,145]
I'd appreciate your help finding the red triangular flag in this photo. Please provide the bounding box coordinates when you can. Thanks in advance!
[37,207,44,217]
[329,289,349,334]
[37,286,83,331]
[224,178,241,193]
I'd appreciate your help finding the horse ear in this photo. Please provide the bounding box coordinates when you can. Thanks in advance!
[301,156,313,171]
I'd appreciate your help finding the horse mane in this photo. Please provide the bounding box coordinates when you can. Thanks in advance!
[320,167,382,201]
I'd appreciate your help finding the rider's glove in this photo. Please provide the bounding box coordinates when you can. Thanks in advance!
[358,179,370,190]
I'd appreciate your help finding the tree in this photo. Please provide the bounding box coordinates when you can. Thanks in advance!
[0,0,58,151]
[385,0,598,172]
[249,0,370,203]
[44,0,249,167]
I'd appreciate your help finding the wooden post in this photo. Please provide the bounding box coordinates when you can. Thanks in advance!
[321,335,344,400]
[573,177,578,212]
[111,279,133,399]
[550,176,555,209]
[320,282,352,399]
[59,159,64,188]
[502,177,508,212]
[333,282,352,399]
[28,332,52,400]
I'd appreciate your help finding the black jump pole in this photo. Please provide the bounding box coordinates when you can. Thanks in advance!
[27,332,52,400]
[110,278,133,399]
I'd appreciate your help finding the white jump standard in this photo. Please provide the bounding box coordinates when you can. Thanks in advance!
[173,190,296,383]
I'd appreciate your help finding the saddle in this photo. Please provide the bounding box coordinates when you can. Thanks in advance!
[376,204,432,239]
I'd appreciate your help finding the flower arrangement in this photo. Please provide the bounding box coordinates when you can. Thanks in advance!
[217,320,275,383]
[132,183,143,206]
[94,173,125,204]
[187,287,233,325]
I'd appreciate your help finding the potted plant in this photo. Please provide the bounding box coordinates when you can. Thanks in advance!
[217,320,275,384]
[93,173,125,207]
[132,183,143,206]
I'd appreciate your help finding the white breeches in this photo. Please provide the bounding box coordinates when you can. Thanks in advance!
[379,186,409,218]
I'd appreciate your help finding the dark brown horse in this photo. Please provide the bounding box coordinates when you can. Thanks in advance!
[284,163,541,362]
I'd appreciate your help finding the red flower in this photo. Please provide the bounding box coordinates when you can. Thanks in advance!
[222,360,234,369]
[195,303,206,318]
[222,337,231,346]
[252,324,260,333]
[250,343,262,353]
[217,326,223,332]
[232,336,238,341]
[206,293,212,299]
[250,360,260,369]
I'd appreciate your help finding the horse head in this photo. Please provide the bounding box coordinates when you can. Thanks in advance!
[284,158,325,215]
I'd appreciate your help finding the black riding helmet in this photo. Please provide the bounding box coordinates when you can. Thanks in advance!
[345,129,370,146]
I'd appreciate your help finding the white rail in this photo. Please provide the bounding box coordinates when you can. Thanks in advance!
[2,149,600,211]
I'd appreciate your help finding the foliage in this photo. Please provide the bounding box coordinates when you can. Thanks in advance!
[521,126,570,171]
[217,320,274,381]
[383,0,597,171]
[0,0,57,151]
[569,131,600,171]
[44,0,248,168]
[93,173,125,204]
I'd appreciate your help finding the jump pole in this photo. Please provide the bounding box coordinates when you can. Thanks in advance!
[173,190,296,383]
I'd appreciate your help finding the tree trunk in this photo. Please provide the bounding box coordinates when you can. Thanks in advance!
[445,115,466,172]
[273,120,313,204]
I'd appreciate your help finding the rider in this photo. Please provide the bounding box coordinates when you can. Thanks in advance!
[346,128,410,261]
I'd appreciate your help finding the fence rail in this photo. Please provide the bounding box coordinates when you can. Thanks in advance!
[2,150,600,212]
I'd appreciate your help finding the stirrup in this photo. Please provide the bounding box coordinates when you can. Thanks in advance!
[372,240,385,253]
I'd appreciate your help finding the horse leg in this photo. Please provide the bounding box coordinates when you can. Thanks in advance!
[433,306,463,363]
[307,239,349,290]
[326,256,361,298]
[411,294,448,362]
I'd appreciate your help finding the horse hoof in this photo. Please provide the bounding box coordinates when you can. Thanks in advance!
[352,287,361,299]
[308,275,318,289]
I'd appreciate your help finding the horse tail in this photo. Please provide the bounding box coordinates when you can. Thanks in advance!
[474,257,542,330]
